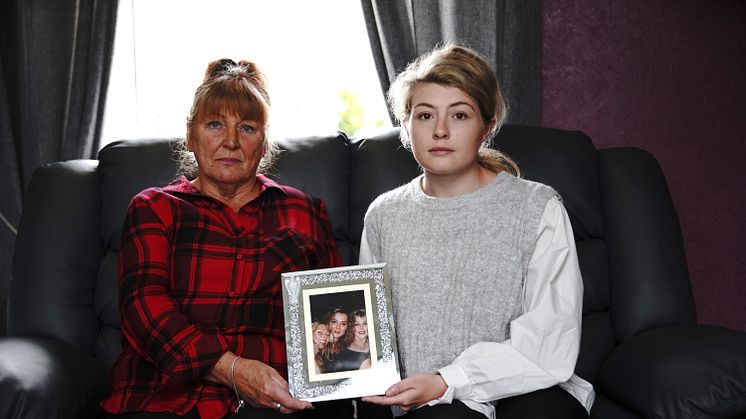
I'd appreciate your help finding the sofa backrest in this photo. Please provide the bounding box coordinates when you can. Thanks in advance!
[9,125,696,386]
[9,160,103,355]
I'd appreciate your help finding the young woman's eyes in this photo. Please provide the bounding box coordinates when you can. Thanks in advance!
[415,111,469,120]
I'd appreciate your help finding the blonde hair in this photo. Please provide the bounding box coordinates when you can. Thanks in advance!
[177,58,279,177]
[387,44,520,176]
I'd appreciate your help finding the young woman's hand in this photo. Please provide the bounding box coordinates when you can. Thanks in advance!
[362,373,447,412]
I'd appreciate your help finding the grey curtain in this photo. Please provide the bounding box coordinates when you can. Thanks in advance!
[361,0,543,125]
[0,0,118,335]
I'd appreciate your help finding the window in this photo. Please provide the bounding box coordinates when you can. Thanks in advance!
[101,0,390,148]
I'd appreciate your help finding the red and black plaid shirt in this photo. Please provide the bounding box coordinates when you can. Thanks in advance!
[101,175,341,417]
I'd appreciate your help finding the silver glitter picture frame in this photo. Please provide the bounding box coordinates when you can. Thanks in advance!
[281,263,401,402]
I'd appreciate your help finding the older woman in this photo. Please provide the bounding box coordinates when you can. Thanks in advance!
[101,59,348,418]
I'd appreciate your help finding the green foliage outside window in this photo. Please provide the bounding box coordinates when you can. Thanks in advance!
[337,88,364,136]
[337,88,387,136]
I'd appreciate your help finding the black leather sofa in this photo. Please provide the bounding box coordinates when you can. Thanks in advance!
[1,125,745,418]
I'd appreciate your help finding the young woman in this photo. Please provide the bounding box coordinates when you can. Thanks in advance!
[321,308,350,372]
[358,45,594,418]
[334,309,372,371]
[311,321,331,374]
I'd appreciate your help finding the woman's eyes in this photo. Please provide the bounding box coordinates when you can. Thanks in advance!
[239,124,256,133]
[415,111,469,120]
[204,120,257,133]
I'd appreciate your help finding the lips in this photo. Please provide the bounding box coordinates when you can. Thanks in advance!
[217,157,241,164]
[429,147,454,154]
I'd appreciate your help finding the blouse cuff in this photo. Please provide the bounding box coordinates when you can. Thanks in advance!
[437,364,471,402]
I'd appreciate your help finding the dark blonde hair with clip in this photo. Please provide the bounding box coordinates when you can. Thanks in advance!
[388,44,520,176]
[178,58,280,177]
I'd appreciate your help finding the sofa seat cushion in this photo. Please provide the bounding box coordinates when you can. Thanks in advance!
[598,324,746,419]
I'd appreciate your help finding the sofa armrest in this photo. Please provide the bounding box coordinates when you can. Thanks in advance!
[598,324,746,419]
[0,336,107,419]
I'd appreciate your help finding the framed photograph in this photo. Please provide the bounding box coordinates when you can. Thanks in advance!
[281,263,401,401]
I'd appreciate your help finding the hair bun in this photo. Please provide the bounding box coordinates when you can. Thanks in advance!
[204,58,234,80]
[203,58,266,86]
[237,60,257,73]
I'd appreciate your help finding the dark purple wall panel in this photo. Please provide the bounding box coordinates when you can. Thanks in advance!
[543,1,746,331]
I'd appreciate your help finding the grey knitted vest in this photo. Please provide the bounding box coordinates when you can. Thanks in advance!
[364,173,557,376]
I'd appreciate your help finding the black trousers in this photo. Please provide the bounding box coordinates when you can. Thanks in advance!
[103,399,353,419]
[105,387,585,419]
[357,386,587,419]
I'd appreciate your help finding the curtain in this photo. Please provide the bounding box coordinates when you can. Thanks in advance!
[0,0,118,335]
[361,0,543,126]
